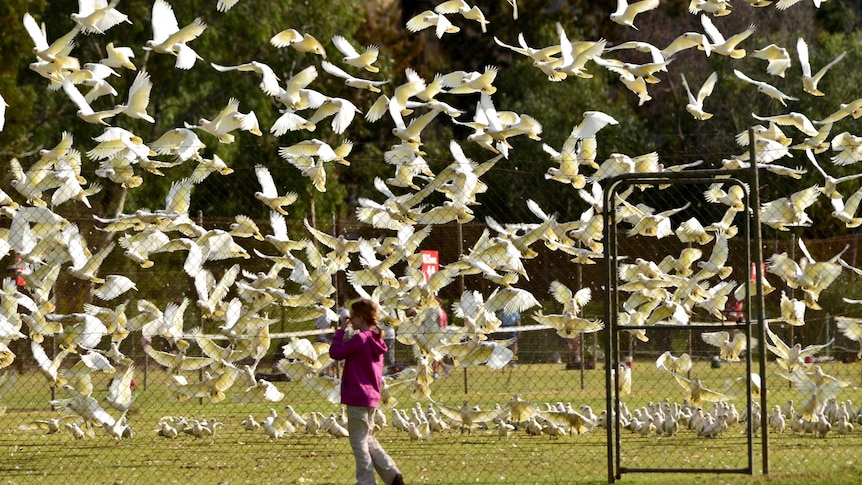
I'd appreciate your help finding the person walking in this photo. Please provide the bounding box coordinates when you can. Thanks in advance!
[329,299,404,485]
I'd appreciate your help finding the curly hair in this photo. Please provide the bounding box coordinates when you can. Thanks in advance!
[350,298,379,327]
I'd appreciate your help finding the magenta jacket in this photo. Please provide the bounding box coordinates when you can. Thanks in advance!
[329,328,388,407]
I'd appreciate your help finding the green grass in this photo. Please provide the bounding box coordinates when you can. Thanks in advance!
[1,360,861,484]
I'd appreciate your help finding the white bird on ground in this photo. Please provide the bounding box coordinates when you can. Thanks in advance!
[610,0,660,30]
[31,415,78,434]
[144,0,207,70]
[681,72,717,120]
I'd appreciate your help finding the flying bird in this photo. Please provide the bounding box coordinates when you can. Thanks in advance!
[733,69,798,106]
[610,0,661,30]
[680,71,717,120]
[144,0,207,70]
[797,37,845,96]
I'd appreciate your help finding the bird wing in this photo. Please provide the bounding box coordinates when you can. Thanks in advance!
[796,37,812,78]
[701,330,730,348]
[332,35,359,58]
[151,0,180,45]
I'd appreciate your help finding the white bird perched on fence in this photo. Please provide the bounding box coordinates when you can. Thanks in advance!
[144,0,207,70]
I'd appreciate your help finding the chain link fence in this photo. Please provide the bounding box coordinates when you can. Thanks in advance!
[1,1,861,482]
[2,143,862,483]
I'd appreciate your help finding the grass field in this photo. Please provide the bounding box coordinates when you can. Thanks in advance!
[1,360,861,484]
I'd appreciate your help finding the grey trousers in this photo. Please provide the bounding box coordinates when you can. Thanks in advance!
[346,406,400,485]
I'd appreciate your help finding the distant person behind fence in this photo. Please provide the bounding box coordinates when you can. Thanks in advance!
[498,309,521,366]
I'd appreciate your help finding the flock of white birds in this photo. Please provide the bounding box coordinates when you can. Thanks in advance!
[1,0,862,449]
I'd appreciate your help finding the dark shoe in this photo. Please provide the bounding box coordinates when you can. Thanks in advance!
[391,473,404,485]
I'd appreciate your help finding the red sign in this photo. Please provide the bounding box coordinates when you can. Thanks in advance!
[750,262,766,281]
[421,250,439,283]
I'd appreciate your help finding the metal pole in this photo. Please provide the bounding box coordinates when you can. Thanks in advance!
[749,128,769,475]
[577,242,585,389]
